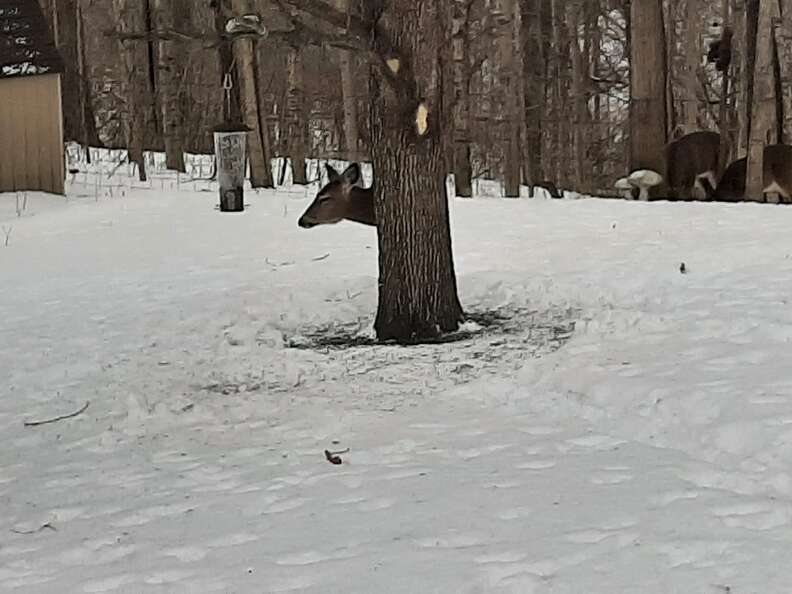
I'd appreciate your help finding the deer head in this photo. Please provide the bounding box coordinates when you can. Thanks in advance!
[298,163,376,228]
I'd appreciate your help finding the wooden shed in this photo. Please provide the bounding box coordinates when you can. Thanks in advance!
[0,0,65,195]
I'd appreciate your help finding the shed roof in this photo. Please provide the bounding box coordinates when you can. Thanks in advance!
[0,0,64,80]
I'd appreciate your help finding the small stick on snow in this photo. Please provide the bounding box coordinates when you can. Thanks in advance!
[324,448,350,465]
[312,253,330,261]
[24,401,90,427]
[11,522,57,535]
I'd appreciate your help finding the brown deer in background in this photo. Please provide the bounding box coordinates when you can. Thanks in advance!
[712,145,792,202]
[665,131,721,200]
[297,163,376,228]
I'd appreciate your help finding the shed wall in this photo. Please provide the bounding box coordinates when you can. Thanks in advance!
[0,73,65,195]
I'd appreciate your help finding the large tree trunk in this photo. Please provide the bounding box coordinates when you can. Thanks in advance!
[153,0,186,172]
[286,47,308,184]
[230,0,274,188]
[745,0,780,200]
[629,0,668,191]
[368,2,464,341]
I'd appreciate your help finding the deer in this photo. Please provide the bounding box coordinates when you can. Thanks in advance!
[665,130,721,200]
[712,144,792,202]
[298,163,376,228]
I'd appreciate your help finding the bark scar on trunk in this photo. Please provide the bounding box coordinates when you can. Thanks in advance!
[386,57,401,74]
[415,103,429,135]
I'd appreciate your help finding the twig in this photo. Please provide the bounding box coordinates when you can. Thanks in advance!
[265,258,296,269]
[24,401,90,427]
[11,522,56,534]
[324,448,350,465]
[312,253,330,261]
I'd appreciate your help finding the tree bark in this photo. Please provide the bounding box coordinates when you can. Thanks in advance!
[286,47,308,184]
[521,0,547,190]
[231,0,274,187]
[75,0,100,155]
[368,2,464,341]
[744,0,760,148]
[775,0,792,142]
[629,0,668,192]
[451,0,473,198]
[498,0,526,198]
[153,0,186,172]
[746,0,780,200]
[115,0,151,181]
[333,0,360,161]
[52,0,79,142]
[569,1,592,193]
[682,0,701,132]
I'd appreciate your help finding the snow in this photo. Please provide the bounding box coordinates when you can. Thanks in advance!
[3,158,792,593]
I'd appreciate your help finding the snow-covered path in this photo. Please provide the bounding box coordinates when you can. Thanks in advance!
[3,177,792,592]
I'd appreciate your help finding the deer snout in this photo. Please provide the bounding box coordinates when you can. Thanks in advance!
[298,215,317,228]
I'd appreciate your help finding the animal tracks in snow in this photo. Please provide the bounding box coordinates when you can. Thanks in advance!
[710,502,791,530]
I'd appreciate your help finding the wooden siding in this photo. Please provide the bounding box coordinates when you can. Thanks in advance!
[0,73,64,194]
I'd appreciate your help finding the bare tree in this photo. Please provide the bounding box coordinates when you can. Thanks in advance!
[745,0,780,200]
[496,0,526,197]
[266,1,463,339]
[778,0,792,141]
[153,0,186,172]
[521,0,547,190]
[451,0,474,197]
[333,0,361,161]
[681,0,702,133]
[286,46,308,183]
[629,0,668,189]
[114,0,153,180]
[231,0,274,187]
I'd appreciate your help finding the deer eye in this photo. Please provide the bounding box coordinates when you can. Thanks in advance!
[317,195,331,203]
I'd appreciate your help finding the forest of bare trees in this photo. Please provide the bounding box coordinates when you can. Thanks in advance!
[39,0,788,198]
[34,0,792,338]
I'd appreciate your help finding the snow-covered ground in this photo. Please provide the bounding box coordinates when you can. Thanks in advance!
[3,159,792,593]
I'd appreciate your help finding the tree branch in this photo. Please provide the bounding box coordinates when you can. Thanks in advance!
[273,0,421,109]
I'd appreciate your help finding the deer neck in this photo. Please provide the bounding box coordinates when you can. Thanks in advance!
[344,186,376,226]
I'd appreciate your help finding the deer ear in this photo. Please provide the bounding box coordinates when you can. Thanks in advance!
[325,163,341,181]
[341,163,361,185]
